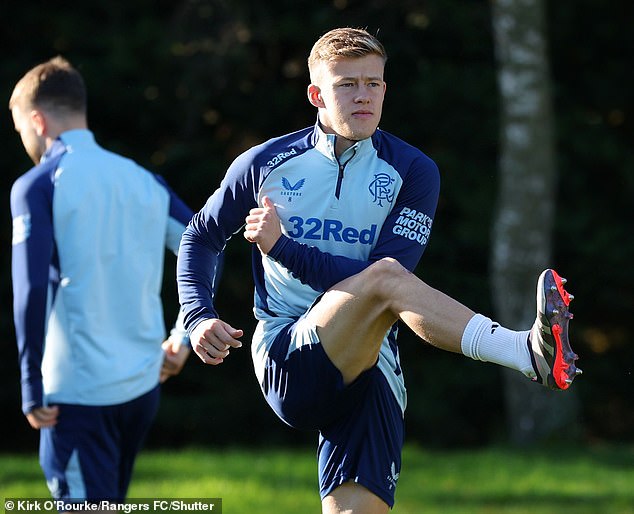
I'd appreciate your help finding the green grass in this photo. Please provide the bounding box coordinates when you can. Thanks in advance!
[2,444,633,513]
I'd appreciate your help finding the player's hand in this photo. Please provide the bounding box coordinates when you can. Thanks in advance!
[26,405,59,430]
[190,318,243,365]
[160,339,191,383]
[244,196,282,254]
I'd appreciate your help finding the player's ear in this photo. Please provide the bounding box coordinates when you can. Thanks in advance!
[307,84,324,108]
[30,110,47,136]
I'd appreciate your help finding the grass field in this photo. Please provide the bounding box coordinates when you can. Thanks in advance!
[2,443,633,513]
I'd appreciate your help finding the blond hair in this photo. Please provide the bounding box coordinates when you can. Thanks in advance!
[308,28,387,81]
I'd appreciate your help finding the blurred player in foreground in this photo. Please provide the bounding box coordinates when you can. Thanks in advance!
[10,56,193,502]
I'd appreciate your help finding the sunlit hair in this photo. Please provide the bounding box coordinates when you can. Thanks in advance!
[9,56,86,115]
[308,28,387,81]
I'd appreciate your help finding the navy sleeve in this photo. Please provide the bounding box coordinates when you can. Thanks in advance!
[10,167,56,415]
[153,174,194,227]
[177,150,260,332]
[268,155,440,292]
[153,174,195,254]
[152,173,195,342]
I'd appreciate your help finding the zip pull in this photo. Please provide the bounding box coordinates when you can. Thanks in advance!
[334,148,356,200]
[335,163,345,199]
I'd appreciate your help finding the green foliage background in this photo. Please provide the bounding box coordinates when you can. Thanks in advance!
[0,0,632,450]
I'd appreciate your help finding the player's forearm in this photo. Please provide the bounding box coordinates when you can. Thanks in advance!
[176,230,221,333]
[267,235,370,291]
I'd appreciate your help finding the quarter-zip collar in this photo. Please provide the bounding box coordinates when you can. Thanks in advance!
[312,118,374,164]
[41,129,95,165]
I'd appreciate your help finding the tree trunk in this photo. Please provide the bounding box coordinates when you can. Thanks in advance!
[490,0,580,445]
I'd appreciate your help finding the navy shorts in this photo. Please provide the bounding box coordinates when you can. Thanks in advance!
[39,385,160,502]
[262,322,404,507]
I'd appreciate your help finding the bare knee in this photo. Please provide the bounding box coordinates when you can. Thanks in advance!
[322,482,389,514]
[361,258,412,297]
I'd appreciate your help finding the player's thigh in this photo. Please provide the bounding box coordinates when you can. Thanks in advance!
[40,404,120,501]
[305,267,398,383]
[40,389,159,502]
[117,385,160,496]
[322,482,389,514]
[317,367,403,508]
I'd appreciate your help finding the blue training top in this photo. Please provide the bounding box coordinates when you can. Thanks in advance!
[177,122,440,412]
[11,129,193,414]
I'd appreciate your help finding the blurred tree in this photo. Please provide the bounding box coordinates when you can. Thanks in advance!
[490,0,580,444]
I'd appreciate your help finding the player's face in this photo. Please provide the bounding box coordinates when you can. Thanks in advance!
[310,54,386,154]
[12,104,46,164]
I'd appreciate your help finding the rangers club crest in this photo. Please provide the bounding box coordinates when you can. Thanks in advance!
[369,172,395,206]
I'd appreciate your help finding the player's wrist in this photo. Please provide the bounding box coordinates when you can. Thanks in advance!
[267,234,290,260]
[168,327,191,349]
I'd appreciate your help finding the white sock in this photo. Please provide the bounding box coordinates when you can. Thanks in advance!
[460,313,535,378]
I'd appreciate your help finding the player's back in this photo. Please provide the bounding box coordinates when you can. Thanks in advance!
[43,129,170,406]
